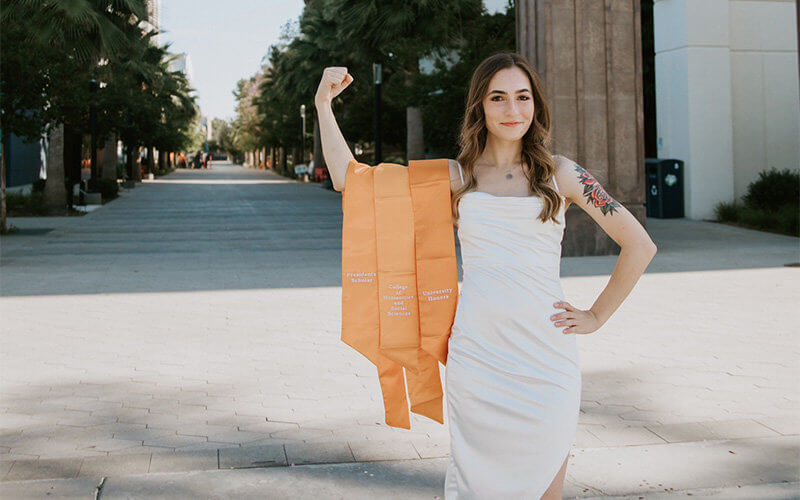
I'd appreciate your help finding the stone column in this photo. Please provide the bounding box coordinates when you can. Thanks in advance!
[517,0,647,256]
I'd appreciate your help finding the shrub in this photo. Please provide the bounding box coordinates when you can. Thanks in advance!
[775,203,799,235]
[95,178,119,201]
[153,166,174,177]
[713,167,799,237]
[742,168,799,212]
[738,206,775,231]
[714,201,740,222]
[6,190,48,215]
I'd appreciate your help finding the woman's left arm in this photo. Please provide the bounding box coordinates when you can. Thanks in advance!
[550,155,658,335]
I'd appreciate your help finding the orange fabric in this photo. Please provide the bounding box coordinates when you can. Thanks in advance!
[341,158,459,429]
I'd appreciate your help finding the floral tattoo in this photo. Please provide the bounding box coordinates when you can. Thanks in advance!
[574,164,621,216]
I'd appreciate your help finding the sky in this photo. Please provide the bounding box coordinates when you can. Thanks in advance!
[161,0,305,122]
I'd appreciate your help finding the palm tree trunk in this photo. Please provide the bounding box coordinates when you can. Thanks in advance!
[63,125,82,206]
[313,118,323,174]
[100,136,117,180]
[134,146,142,181]
[146,146,154,174]
[124,143,136,182]
[406,107,424,161]
[43,123,68,214]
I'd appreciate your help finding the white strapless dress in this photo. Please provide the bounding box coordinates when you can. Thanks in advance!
[444,184,582,499]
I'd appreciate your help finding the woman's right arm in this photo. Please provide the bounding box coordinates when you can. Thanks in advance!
[315,67,355,192]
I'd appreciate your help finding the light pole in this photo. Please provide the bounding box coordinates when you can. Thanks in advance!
[89,78,98,191]
[300,104,306,165]
[203,117,209,154]
[373,63,382,164]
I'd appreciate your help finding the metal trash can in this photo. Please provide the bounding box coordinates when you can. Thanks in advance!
[645,158,684,218]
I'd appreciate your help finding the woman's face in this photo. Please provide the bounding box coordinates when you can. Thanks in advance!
[482,66,534,142]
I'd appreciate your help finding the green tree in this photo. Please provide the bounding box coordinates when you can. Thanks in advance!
[101,33,197,178]
[211,118,238,158]
[231,0,516,179]
[330,0,483,160]
[417,2,516,157]
[0,0,150,231]
[232,77,261,155]
[0,17,57,231]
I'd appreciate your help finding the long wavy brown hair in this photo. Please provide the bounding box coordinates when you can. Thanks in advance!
[451,52,562,226]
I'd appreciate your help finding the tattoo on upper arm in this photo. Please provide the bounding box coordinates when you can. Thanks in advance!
[573,164,621,216]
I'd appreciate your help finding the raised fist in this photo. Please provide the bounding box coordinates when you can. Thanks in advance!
[315,66,353,106]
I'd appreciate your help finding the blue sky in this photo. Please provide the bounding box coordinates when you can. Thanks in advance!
[161,0,305,122]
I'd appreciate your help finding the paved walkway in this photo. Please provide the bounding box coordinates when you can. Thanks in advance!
[1,161,798,498]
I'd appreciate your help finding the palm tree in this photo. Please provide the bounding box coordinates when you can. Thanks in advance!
[330,0,482,160]
[0,0,149,225]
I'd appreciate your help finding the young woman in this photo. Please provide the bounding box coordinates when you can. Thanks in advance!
[315,52,657,499]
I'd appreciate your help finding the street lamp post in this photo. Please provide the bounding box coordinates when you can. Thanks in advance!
[373,63,382,164]
[89,78,98,191]
[300,104,306,166]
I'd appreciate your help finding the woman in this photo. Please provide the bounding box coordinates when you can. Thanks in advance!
[316,52,657,499]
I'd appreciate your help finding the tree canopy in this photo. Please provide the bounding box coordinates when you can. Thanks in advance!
[230,0,516,165]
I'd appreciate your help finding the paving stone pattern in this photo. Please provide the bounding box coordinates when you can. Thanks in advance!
[1,162,798,482]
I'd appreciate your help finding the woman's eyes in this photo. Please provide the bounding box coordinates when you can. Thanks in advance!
[491,96,530,101]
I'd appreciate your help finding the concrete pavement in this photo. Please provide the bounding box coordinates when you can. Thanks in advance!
[1,161,798,498]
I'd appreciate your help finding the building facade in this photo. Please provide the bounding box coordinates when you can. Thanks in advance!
[654,0,799,219]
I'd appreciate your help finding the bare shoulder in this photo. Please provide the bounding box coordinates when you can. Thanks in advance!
[551,153,572,175]
[551,154,575,200]
[553,154,601,202]
[448,159,465,193]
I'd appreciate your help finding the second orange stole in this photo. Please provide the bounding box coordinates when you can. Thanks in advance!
[341,158,458,429]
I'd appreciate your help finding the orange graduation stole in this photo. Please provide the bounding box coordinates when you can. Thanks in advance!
[340,158,459,429]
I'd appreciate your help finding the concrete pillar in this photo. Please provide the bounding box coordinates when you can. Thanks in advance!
[653,0,733,220]
[517,0,647,256]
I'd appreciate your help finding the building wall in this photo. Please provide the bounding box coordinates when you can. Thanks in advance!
[3,133,44,191]
[143,0,161,45]
[730,0,799,200]
[654,0,798,219]
[168,53,194,88]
